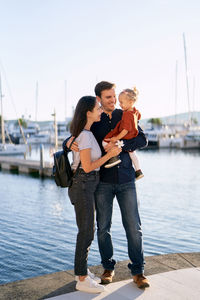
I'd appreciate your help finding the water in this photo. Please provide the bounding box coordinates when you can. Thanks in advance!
[0,149,200,285]
[24,143,55,163]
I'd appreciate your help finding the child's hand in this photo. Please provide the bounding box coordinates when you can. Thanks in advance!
[110,137,118,143]
[116,140,124,148]
[104,138,111,143]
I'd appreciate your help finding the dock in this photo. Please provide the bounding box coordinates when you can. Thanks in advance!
[0,156,53,177]
[0,252,199,299]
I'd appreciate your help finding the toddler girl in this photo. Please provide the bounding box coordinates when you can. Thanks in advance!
[103,87,144,180]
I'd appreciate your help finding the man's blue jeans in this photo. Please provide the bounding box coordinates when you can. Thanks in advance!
[95,181,144,276]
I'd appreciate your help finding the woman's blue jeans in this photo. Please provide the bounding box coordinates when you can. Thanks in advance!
[68,170,99,276]
[95,181,144,276]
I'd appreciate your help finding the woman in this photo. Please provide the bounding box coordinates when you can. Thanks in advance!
[68,96,121,294]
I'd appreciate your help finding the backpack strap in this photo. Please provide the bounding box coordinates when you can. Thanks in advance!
[68,136,81,177]
[73,161,81,177]
[68,136,76,150]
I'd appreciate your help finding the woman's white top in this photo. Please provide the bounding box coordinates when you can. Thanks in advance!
[71,129,102,171]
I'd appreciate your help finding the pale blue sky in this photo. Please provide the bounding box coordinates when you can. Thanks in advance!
[0,0,200,121]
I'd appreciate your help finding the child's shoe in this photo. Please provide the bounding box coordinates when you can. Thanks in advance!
[135,169,144,180]
[104,156,121,168]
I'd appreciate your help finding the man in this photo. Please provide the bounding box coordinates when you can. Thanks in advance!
[63,81,150,289]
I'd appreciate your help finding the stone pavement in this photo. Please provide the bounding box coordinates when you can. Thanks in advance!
[0,252,199,300]
[47,267,200,300]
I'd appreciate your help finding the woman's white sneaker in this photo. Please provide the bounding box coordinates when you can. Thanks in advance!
[75,269,101,283]
[87,269,101,283]
[76,276,105,293]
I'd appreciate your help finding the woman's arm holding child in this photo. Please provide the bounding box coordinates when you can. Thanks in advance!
[80,147,121,173]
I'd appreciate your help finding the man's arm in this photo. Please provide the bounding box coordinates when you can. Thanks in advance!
[122,125,148,151]
[62,136,72,152]
[62,136,79,152]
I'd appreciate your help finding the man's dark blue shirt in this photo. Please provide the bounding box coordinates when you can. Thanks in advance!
[63,109,147,184]
[90,109,147,184]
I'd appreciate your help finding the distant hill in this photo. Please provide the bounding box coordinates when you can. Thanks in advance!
[140,111,200,126]
[5,112,200,128]
[5,118,72,129]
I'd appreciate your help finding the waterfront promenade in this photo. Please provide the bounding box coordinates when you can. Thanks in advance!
[0,252,199,299]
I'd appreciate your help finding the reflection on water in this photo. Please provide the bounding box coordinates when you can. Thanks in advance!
[52,202,64,217]
[24,144,56,163]
[0,149,200,284]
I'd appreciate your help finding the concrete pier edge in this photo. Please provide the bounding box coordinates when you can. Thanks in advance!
[0,252,200,300]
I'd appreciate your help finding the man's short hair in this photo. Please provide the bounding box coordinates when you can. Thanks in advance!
[94,81,115,97]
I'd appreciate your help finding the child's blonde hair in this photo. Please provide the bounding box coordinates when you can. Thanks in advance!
[119,87,139,102]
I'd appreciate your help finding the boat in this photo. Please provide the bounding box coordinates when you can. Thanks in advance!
[10,122,40,144]
[180,34,200,149]
[0,73,26,156]
[57,121,70,146]
[144,34,200,150]
[180,127,200,149]
[49,120,70,146]
[0,143,26,156]
[23,131,51,144]
[144,125,179,148]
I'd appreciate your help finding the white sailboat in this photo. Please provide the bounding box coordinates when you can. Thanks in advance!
[0,73,26,156]
[144,125,179,148]
[145,34,200,150]
[0,143,26,155]
[181,33,200,149]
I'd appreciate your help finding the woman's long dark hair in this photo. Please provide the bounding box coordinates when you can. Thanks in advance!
[70,96,96,137]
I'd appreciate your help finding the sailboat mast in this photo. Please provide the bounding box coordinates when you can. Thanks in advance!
[52,109,58,152]
[35,81,38,122]
[175,60,178,125]
[192,77,195,119]
[64,80,67,121]
[183,33,191,125]
[0,73,5,144]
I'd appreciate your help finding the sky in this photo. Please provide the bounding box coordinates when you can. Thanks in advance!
[0,0,200,121]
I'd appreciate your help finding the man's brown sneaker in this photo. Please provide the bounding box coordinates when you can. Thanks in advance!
[101,269,115,284]
[133,274,150,289]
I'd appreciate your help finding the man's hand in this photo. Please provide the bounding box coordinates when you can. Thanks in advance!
[66,136,79,152]
[133,111,140,130]
[107,145,122,157]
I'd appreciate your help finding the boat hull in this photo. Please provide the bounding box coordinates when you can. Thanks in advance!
[0,144,26,156]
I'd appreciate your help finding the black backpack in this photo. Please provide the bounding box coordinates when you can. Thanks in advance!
[52,138,80,188]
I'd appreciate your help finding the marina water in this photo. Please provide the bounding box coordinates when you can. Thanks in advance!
[0,148,200,284]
